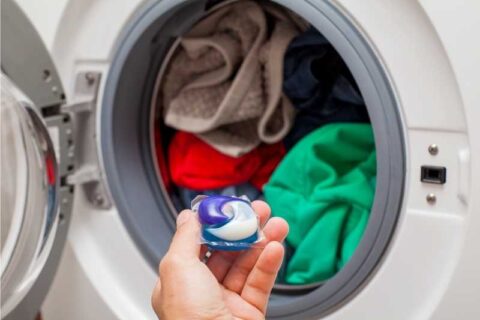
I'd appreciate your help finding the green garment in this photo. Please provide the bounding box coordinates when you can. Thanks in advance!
[264,123,376,284]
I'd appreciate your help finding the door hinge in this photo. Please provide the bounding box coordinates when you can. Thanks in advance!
[62,71,112,209]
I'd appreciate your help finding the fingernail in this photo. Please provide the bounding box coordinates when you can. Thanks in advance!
[176,211,191,228]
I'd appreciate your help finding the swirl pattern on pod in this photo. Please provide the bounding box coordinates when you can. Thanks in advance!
[196,195,259,243]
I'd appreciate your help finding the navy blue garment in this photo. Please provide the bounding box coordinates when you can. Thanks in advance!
[283,27,370,149]
[179,183,263,209]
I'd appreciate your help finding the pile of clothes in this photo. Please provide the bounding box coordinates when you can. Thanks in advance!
[155,0,376,284]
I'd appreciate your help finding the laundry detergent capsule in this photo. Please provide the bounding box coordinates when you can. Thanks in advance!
[191,195,262,251]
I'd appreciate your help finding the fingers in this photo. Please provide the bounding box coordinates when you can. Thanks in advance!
[154,211,199,315]
[222,289,265,320]
[241,241,284,314]
[251,200,271,227]
[151,279,162,315]
[205,250,237,281]
[221,217,288,292]
[166,210,201,260]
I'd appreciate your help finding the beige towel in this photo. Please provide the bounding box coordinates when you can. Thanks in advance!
[162,1,303,156]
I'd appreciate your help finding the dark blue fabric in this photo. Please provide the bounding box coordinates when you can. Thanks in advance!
[179,183,263,209]
[283,27,370,149]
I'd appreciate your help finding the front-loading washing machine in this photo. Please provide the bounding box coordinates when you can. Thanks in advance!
[2,0,480,319]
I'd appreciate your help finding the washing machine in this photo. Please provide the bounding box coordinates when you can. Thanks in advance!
[2,0,480,319]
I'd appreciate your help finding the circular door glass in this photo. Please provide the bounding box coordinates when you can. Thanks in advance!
[0,74,59,316]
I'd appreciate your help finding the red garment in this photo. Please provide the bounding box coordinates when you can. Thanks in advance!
[168,132,285,190]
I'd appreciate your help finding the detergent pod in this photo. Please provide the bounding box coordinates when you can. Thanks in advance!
[191,195,263,251]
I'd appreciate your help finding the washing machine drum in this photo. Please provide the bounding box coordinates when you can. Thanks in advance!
[100,0,406,318]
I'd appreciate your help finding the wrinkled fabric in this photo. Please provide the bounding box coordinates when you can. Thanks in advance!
[162,1,305,156]
[178,183,263,209]
[284,94,370,149]
[283,28,370,149]
[169,131,285,190]
[264,123,376,284]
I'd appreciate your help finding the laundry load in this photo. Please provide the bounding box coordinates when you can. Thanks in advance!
[162,1,306,157]
[264,123,376,284]
[168,131,285,191]
[179,183,263,209]
[282,28,370,149]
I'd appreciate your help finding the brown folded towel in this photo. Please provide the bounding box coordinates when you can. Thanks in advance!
[162,1,304,156]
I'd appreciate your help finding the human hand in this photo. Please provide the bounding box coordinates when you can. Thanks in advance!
[151,200,289,320]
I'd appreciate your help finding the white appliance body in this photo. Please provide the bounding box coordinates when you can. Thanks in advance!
[12,0,480,319]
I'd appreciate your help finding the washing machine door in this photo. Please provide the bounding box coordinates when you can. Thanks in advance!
[1,0,74,319]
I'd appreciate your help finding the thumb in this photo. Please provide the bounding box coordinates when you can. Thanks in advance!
[167,210,201,259]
